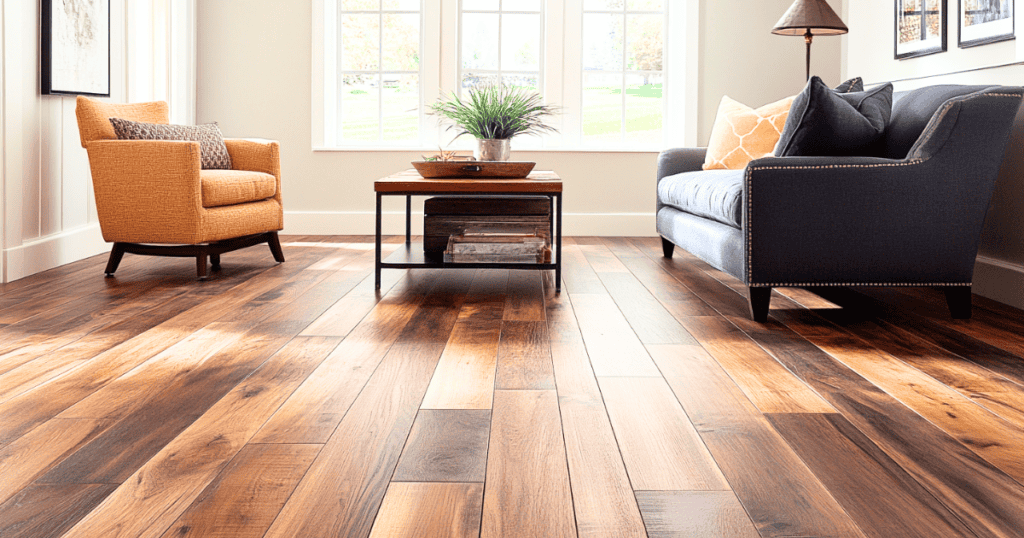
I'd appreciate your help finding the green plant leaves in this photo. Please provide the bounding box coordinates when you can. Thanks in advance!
[428,83,558,140]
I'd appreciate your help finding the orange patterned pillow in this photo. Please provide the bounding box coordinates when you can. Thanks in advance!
[703,95,795,170]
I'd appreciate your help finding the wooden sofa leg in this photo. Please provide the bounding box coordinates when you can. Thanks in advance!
[210,254,221,271]
[268,231,285,263]
[105,243,127,276]
[661,237,675,258]
[944,286,972,319]
[748,287,772,322]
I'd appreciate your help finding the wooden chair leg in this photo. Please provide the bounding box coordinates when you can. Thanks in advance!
[210,253,221,271]
[196,252,209,280]
[748,287,772,322]
[105,243,127,276]
[268,231,285,263]
[661,237,675,259]
[944,286,972,319]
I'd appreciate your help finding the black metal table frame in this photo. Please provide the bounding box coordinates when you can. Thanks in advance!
[375,191,562,292]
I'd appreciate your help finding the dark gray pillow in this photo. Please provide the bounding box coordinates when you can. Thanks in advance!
[834,77,864,93]
[109,117,232,170]
[774,76,893,157]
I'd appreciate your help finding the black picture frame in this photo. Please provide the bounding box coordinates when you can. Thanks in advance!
[41,0,111,96]
[959,0,1015,47]
[895,0,948,59]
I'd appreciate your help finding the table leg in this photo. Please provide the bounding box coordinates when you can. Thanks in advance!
[405,195,412,244]
[548,195,554,242]
[375,192,383,289]
[555,193,562,293]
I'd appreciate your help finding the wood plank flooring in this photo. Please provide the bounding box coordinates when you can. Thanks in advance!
[3,236,1024,537]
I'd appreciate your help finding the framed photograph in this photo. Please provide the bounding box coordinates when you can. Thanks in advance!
[959,0,1015,47]
[896,0,948,59]
[41,0,111,96]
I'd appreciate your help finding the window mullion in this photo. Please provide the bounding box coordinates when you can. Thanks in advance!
[378,11,384,142]
[544,0,565,147]
[336,3,345,145]
[621,9,627,143]
[564,0,583,145]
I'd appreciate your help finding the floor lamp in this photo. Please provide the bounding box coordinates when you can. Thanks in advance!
[772,0,848,81]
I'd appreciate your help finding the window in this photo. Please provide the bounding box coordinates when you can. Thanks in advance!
[325,0,423,145]
[127,0,196,124]
[314,0,694,149]
[582,0,664,146]
[460,1,543,92]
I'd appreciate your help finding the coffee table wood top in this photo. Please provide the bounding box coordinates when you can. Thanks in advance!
[375,169,561,194]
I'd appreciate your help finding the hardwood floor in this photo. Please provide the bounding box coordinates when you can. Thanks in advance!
[3,236,1024,537]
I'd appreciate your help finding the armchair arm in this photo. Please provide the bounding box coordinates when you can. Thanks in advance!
[86,140,204,244]
[742,154,990,286]
[225,139,282,203]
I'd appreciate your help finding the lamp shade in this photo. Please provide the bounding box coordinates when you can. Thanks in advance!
[771,0,848,36]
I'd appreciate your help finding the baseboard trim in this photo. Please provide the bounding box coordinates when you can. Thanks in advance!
[282,210,658,237]
[2,224,108,283]
[973,255,1024,311]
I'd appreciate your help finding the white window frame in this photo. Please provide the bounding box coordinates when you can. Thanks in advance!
[314,0,439,148]
[312,0,697,150]
[127,0,197,124]
[457,1,545,96]
[578,2,663,146]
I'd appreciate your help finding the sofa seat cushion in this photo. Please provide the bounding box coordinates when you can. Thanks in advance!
[658,169,744,229]
[201,170,277,208]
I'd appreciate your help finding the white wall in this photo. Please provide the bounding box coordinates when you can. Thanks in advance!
[844,0,1024,309]
[1,0,123,283]
[698,0,844,142]
[196,0,840,237]
[0,0,196,283]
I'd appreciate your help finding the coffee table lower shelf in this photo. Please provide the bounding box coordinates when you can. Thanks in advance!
[374,170,562,292]
[382,242,558,270]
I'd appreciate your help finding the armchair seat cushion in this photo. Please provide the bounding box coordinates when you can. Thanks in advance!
[201,170,277,208]
[657,169,744,229]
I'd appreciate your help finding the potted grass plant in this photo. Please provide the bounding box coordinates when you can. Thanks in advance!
[429,83,558,161]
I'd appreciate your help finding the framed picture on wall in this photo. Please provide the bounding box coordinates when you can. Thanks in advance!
[959,0,1015,47]
[41,0,111,96]
[895,0,948,59]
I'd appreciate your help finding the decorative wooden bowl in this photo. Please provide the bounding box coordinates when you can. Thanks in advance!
[412,161,536,179]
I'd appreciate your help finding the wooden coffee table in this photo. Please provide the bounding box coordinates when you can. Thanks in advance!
[374,169,563,292]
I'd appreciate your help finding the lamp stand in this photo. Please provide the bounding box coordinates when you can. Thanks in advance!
[804,29,813,81]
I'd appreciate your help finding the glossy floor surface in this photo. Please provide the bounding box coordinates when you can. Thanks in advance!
[2,236,1024,537]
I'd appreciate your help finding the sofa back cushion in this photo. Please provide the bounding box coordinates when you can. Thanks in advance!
[884,84,993,159]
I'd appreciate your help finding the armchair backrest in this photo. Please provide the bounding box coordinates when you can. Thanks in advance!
[883,84,996,159]
[75,96,170,148]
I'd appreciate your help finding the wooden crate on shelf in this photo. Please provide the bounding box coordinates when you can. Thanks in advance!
[423,196,551,254]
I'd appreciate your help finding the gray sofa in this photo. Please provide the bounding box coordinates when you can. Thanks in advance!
[657,84,1024,321]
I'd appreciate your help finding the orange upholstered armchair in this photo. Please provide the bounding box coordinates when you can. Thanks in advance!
[76,96,284,279]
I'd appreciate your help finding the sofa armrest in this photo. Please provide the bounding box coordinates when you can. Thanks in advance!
[906,87,1024,161]
[742,154,990,285]
[86,140,204,243]
[657,148,708,216]
[225,138,282,204]
[658,148,707,181]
